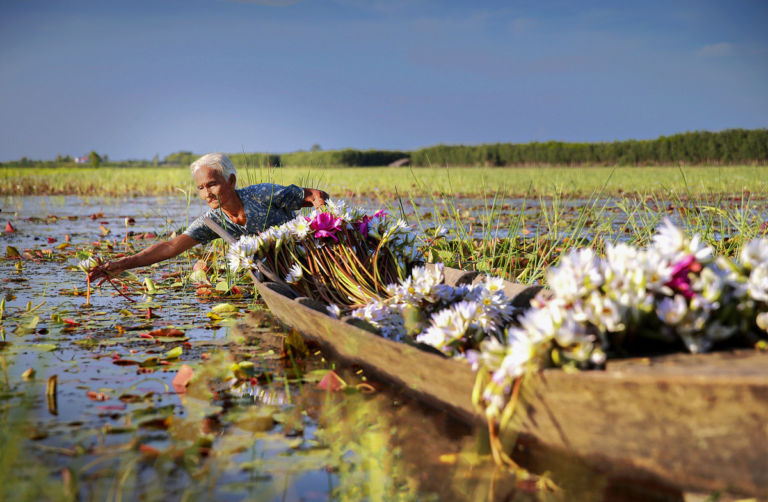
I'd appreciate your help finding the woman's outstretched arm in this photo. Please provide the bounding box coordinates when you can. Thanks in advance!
[88,234,199,282]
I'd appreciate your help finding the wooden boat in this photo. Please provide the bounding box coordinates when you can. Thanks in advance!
[205,218,768,498]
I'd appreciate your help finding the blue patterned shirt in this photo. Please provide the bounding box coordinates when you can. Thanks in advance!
[184,183,304,244]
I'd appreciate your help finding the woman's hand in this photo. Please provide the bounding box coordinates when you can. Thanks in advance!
[303,188,329,208]
[87,259,126,283]
[87,235,198,283]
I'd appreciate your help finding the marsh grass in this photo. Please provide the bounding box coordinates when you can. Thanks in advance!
[4,165,768,198]
[397,170,768,284]
[0,384,73,502]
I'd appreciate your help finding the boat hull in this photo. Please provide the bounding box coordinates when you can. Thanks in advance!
[252,273,768,497]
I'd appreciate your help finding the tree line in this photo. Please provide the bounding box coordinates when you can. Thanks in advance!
[409,129,768,167]
[3,129,766,168]
[227,129,768,167]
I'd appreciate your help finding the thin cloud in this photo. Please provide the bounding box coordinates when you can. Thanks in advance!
[219,0,302,5]
[697,42,732,57]
[331,0,428,15]
[509,17,535,36]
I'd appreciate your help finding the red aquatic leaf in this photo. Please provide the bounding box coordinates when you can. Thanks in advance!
[4,222,15,233]
[62,318,81,326]
[139,444,160,456]
[172,364,195,394]
[316,370,346,392]
[47,237,57,244]
[86,391,108,401]
[517,479,539,493]
[146,328,184,338]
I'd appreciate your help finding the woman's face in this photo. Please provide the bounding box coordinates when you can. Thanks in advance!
[194,166,237,210]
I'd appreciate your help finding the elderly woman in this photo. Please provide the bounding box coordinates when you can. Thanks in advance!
[88,152,328,281]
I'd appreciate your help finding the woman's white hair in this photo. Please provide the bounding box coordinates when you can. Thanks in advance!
[190,153,237,185]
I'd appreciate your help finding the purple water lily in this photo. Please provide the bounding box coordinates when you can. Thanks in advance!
[357,215,371,236]
[310,212,343,242]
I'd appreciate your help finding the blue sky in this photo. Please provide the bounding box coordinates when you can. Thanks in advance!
[1,0,766,161]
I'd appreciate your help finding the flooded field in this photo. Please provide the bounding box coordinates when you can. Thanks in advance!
[0,193,752,501]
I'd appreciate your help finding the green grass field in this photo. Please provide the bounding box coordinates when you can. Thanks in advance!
[3,165,767,197]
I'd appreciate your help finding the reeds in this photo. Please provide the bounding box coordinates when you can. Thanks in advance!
[4,165,768,198]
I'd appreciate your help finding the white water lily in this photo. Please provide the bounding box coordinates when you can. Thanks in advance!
[350,301,406,340]
[422,306,470,347]
[757,312,768,332]
[657,295,688,325]
[740,238,768,270]
[693,265,726,305]
[653,218,713,264]
[285,263,303,284]
[77,255,99,273]
[227,238,259,272]
[432,225,449,238]
[326,304,341,319]
[746,264,768,303]
[287,217,311,239]
[603,243,655,311]
[547,248,603,302]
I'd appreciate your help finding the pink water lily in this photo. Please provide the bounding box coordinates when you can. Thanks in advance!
[665,254,701,299]
[310,212,343,241]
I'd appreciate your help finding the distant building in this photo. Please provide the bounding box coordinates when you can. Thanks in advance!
[75,155,89,164]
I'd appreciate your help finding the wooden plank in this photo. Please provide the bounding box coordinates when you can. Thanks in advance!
[257,280,480,425]
[517,351,768,495]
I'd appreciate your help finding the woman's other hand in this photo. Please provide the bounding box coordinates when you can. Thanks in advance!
[303,188,329,208]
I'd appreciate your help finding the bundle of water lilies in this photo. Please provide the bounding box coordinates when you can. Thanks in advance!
[226,200,424,307]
